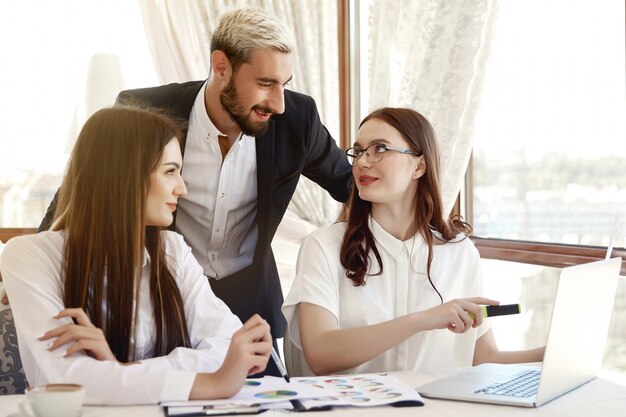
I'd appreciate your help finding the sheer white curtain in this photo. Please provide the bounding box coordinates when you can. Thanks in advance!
[367,0,499,216]
[137,0,340,226]
[137,0,212,82]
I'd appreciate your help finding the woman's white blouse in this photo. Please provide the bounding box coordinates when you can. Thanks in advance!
[282,218,489,375]
[0,230,242,405]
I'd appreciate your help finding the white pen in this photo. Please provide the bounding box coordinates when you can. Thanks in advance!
[270,346,290,383]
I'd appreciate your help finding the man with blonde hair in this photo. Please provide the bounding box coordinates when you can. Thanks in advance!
[39,6,351,375]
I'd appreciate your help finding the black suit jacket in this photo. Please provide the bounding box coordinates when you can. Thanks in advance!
[41,81,352,338]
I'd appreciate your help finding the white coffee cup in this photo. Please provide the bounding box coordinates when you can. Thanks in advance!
[19,383,86,417]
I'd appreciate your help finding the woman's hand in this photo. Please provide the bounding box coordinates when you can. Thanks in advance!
[214,314,272,397]
[420,297,499,333]
[39,307,117,361]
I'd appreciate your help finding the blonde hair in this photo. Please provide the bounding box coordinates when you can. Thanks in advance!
[211,6,295,69]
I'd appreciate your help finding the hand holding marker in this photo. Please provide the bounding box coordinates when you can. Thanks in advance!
[469,303,522,320]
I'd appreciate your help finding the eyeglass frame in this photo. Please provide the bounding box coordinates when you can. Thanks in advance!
[345,143,422,165]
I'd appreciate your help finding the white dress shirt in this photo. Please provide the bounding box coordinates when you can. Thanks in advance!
[0,230,242,405]
[175,81,258,279]
[282,218,489,375]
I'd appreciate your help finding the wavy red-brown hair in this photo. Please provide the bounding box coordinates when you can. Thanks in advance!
[340,107,471,302]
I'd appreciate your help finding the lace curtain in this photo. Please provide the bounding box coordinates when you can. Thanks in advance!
[367,0,499,216]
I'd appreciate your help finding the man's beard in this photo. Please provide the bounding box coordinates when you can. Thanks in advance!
[220,79,273,136]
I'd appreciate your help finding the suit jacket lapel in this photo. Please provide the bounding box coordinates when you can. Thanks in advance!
[254,120,275,261]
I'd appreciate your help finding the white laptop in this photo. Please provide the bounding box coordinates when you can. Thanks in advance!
[417,257,622,407]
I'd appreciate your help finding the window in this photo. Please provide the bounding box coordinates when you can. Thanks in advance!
[0,0,157,230]
[470,0,626,252]
[469,0,626,375]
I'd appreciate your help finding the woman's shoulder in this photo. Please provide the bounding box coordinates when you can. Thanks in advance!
[159,230,191,258]
[303,221,347,249]
[431,231,478,257]
[2,230,64,256]
[0,231,65,280]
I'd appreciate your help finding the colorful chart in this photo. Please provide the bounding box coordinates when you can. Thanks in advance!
[291,374,424,408]
[299,380,325,389]
[367,387,402,398]
[338,391,363,396]
[312,396,340,401]
[254,390,298,399]
[325,378,347,384]
[360,379,384,386]
[350,396,371,402]
[299,380,318,384]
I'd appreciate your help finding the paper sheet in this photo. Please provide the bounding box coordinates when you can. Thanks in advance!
[162,373,422,411]
[294,373,423,408]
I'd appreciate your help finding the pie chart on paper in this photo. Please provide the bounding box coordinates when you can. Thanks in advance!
[254,390,298,399]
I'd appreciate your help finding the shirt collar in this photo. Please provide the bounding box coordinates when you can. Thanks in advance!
[191,80,225,140]
[190,80,253,147]
[141,246,150,268]
[369,216,425,259]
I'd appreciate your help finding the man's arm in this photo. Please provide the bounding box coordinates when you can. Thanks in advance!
[299,95,353,203]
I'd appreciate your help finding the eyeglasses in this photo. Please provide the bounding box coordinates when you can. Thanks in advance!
[345,143,422,165]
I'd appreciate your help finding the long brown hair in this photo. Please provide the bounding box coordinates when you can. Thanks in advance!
[340,107,471,302]
[52,105,190,361]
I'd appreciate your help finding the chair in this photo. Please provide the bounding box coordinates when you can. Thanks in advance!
[283,330,315,377]
[0,308,27,394]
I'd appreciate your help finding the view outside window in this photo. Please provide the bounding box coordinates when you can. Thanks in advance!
[0,1,157,228]
[471,0,626,249]
[471,0,626,376]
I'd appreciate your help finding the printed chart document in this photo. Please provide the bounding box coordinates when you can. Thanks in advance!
[293,373,424,409]
[162,374,423,415]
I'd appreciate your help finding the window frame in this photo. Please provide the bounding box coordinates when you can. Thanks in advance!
[0,228,36,243]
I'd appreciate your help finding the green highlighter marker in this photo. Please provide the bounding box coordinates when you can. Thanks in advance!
[469,303,522,319]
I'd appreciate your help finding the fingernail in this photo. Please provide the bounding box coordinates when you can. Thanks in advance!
[46,342,53,349]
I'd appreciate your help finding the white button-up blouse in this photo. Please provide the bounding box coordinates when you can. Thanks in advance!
[0,230,242,405]
[283,218,489,375]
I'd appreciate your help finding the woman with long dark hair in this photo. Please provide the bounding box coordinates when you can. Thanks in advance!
[1,106,271,403]
[283,107,543,375]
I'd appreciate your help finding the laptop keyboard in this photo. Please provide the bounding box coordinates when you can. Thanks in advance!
[474,369,541,398]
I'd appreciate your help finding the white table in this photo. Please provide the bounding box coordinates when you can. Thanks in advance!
[2,370,625,417]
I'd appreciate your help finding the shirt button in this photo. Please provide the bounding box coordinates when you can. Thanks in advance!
[211,254,216,260]
[220,193,225,198]
[216,227,220,232]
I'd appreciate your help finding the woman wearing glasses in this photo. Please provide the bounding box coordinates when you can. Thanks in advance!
[282,107,543,375]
